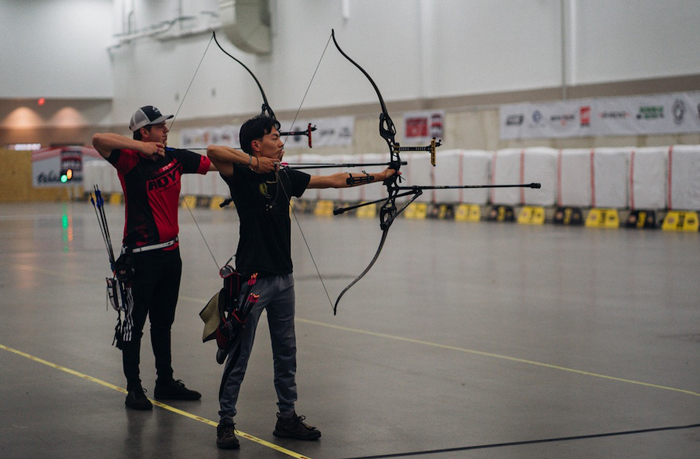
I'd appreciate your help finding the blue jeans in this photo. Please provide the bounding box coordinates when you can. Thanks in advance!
[218,273,297,419]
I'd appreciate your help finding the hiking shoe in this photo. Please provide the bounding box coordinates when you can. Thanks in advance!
[153,379,201,401]
[125,388,153,410]
[273,412,321,440]
[216,417,240,449]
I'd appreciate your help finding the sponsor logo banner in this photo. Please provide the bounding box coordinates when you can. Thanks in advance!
[403,110,445,144]
[500,91,700,139]
[180,116,355,150]
[31,146,101,188]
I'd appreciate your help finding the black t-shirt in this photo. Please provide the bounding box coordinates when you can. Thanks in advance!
[223,166,310,277]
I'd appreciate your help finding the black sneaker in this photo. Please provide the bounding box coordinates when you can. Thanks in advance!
[273,412,321,440]
[153,379,201,401]
[216,417,240,449]
[125,387,153,410]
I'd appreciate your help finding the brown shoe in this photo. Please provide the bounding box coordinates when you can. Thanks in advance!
[216,417,240,449]
[273,412,321,440]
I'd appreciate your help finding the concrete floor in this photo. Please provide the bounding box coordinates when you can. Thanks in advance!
[0,201,699,459]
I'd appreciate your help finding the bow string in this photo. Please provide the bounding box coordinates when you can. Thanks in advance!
[211,31,336,308]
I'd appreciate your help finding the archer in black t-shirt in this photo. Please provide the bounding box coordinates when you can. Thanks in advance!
[222,165,309,277]
[207,115,397,450]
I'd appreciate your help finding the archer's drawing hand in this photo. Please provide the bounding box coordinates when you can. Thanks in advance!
[253,156,278,173]
[141,142,165,160]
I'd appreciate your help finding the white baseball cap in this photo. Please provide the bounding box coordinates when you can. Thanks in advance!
[129,105,174,131]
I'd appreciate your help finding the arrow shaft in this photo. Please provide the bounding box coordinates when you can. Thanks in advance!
[285,161,407,170]
[397,183,541,190]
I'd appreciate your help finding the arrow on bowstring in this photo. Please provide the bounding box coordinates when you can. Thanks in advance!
[280,161,407,170]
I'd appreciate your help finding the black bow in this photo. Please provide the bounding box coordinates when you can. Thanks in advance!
[330,30,443,314]
[212,32,316,144]
[329,30,540,314]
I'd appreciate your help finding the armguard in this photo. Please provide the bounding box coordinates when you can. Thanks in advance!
[346,171,375,186]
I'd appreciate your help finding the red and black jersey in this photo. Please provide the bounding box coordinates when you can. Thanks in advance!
[108,148,211,249]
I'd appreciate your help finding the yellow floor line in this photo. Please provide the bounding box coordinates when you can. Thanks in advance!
[296,318,700,399]
[0,343,313,459]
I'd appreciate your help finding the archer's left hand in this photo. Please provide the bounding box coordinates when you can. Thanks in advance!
[378,167,401,181]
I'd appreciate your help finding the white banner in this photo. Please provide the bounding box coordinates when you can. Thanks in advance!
[31,146,101,187]
[179,116,355,150]
[281,116,354,149]
[500,91,700,140]
[403,110,445,144]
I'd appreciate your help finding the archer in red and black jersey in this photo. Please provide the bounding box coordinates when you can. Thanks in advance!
[93,117,213,409]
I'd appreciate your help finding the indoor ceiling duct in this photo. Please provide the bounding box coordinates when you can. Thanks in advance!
[218,0,271,55]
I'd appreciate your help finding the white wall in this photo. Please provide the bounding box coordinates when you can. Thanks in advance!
[0,0,113,98]
[423,0,564,97]
[572,0,700,85]
[2,0,700,130]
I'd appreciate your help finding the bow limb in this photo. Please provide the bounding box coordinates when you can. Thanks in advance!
[333,227,389,315]
[212,31,276,119]
[331,30,397,151]
[212,32,318,144]
[334,187,420,315]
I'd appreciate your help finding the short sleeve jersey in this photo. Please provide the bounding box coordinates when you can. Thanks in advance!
[108,148,211,249]
[223,166,310,277]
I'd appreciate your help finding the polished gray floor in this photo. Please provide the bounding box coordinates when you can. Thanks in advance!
[1,201,699,459]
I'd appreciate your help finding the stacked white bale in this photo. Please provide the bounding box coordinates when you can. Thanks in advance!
[338,154,362,203]
[557,148,593,208]
[213,172,230,197]
[288,153,325,201]
[433,150,463,203]
[522,147,557,206]
[200,170,216,197]
[316,154,343,202]
[460,150,491,205]
[82,160,102,191]
[188,163,236,199]
[431,150,491,204]
[180,173,200,196]
[668,145,700,210]
[405,152,434,203]
[81,148,104,192]
[198,171,230,198]
[591,147,631,208]
[282,154,300,168]
[629,147,668,210]
[490,149,521,205]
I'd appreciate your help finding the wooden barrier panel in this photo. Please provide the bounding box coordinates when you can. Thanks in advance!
[0,149,73,202]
